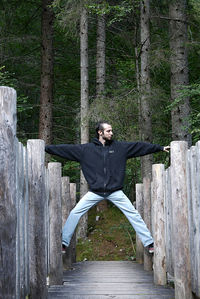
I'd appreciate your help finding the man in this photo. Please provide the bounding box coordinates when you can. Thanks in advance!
[45,121,170,254]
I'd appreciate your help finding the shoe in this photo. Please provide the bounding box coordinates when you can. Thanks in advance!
[62,244,67,254]
[148,243,154,254]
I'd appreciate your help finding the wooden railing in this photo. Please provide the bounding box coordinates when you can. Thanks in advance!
[0,86,76,299]
[136,140,200,299]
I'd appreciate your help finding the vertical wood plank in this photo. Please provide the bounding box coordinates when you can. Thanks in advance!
[45,167,50,280]
[136,184,144,264]
[27,139,47,299]
[171,141,192,299]
[188,144,200,297]
[62,176,72,269]
[23,145,30,296]
[152,164,166,285]
[164,167,174,282]
[16,142,26,299]
[70,183,77,263]
[195,141,200,297]
[143,177,153,271]
[0,86,17,299]
[48,162,63,285]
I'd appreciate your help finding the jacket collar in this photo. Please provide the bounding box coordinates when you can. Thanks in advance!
[92,138,113,146]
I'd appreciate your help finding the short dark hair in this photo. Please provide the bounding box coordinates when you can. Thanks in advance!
[95,121,110,138]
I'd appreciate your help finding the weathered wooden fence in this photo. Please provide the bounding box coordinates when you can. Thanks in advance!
[136,141,200,299]
[0,86,76,299]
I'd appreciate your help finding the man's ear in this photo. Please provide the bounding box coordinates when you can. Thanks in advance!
[98,130,103,136]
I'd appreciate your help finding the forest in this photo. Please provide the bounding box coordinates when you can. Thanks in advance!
[1,0,200,202]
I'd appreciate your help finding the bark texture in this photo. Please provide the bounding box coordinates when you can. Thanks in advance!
[169,0,191,144]
[38,0,54,144]
[140,0,153,179]
[96,14,107,212]
[77,7,89,240]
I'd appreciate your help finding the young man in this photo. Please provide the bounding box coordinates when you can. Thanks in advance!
[45,121,170,254]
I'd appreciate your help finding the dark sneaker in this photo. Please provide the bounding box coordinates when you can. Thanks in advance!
[62,244,67,254]
[148,243,154,254]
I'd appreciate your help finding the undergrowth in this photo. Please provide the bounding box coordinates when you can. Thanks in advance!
[76,202,136,261]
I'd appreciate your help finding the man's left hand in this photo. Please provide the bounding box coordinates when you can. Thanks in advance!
[163,146,170,153]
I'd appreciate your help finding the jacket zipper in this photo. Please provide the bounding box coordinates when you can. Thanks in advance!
[103,146,106,195]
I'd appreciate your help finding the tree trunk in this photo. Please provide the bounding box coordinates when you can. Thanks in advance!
[169,0,191,145]
[38,0,54,145]
[96,14,106,98]
[140,0,153,179]
[96,14,107,212]
[77,6,89,240]
[140,0,153,268]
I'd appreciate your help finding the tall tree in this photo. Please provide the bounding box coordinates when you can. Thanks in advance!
[96,14,106,98]
[169,0,191,144]
[140,0,153,179]
[77,5,89,240]
[96,13,107,212]
[38,0,54,144]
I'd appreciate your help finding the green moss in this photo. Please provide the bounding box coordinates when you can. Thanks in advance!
[76,203,136,261]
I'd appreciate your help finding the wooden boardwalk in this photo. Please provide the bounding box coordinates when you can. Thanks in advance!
[48,261,175,299]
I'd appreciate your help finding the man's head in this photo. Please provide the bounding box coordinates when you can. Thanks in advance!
[95,121,113,142]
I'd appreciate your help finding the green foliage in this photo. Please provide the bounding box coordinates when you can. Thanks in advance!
[87,0,134,25]
[76,204,136,261]
[0,66,32,113]
[62,161,80,182]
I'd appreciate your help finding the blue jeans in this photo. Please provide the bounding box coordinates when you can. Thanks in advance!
[62,190,153,247]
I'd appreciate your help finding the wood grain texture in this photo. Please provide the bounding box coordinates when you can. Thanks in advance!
[0,86,17,298]
[48,261,174,299]
[171,141,192,299]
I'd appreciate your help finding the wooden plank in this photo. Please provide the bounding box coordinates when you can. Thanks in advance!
[171,141,192,299]
[62,178,76,268]
[23,145,30,296]
[188,144,200,297]
[152,164,166,285]
[0,86,17,299]
[48,295,174,299]
[48,162,63,285]
[165,167,174,282]
[48,261,174,299]
[27,139,48,299]
[143,177,153,271]
[195,141,200,297]
[136,184,144,264]
[70,183,77,263]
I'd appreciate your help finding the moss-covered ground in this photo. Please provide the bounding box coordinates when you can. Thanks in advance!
[76,202,136,261]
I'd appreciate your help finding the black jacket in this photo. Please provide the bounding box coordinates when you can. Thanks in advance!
[45,138,163,194]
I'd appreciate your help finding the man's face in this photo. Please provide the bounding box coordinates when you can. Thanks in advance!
[99,124,113,141]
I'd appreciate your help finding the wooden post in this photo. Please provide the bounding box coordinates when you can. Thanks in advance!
[0,86,17,299]
[61,177,71,227]
[16,142,26,299]
[136,184,144,264]
[61,178,77,268]
[171,141,192,299]
[70,183,77,263]
[165,167,174,282]
[62,176,71,269]
[23,145,30,296]
[143,177,153,271]
[48,162,63,285]
[45,167,50,280]
[27,139,47,299]
[187,144,200,297]
[152,164,166,285]
[195,141,200,297]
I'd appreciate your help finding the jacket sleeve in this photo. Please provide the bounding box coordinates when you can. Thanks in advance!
[124,142,164,159]
[45,144,82,162]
